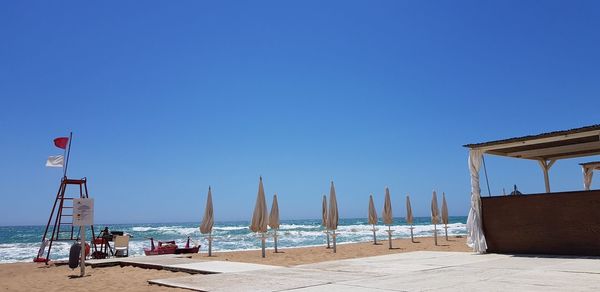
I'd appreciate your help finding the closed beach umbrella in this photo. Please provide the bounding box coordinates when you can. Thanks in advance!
[368,194,378,245]
[406,195,414,242]
[383,188,393,225]
[442,192,449,241]
[382,187,394,248]
[441,192,449,225]
[199,186,214,256]
[269,193,280,253]
[322,195,328,227]
[269,194,280,229]
[327,181,339,253]
[250,177,268,257]
[322,194,330,248]
[200,187,214,233]
[431,190,440,245]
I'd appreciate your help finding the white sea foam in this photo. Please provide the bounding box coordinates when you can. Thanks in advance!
[278,224,320,230]
[131,226,199,235]
[213,226,248,231]
[0,242,71,263]
[130,227,154,232]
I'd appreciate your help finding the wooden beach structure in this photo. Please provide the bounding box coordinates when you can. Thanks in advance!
[36,133,103,263]
[464,124,600,256]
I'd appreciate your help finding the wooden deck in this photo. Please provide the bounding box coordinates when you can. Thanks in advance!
[481,189,600,256]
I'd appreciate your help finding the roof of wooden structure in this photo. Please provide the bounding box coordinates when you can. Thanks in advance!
[463,124,600,161]
[580,161,600,172]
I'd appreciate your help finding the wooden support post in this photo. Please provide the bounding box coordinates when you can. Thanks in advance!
[539,159,556,193]
[543,166,550,193]
[80,226,86,277]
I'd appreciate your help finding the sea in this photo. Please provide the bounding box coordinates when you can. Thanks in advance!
[0,216,467,263]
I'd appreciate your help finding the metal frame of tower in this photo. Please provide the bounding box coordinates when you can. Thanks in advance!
[35,176,98,263]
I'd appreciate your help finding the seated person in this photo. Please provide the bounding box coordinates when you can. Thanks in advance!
[101,227,112,241]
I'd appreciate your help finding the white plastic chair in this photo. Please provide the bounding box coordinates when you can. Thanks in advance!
[113,235,130,257]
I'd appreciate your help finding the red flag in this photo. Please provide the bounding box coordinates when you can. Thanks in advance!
[53,137,69,149]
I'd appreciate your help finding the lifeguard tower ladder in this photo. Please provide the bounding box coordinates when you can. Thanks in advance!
[35,176,98,263]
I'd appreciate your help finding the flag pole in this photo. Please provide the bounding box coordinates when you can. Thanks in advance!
[63,132,73,178]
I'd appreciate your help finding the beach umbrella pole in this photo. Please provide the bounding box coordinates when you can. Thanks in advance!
[260,232,266,258]
[372,224,377,245]
[387,225,393,249]
[332,230,337,253]
[208,232,213,257]
[273,229,278,253]
[410,225,414,243]
[261,232,266,258]
[434,224,438,246]
[325,229,330,249]
[444,224,448,241]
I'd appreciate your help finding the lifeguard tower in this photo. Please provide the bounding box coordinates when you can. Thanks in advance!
[35,133,100,263]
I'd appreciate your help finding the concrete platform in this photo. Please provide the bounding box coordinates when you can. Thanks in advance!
[166,261,279,274]
[149,268,374,291]
[87,254,196,268]
[87,254,279,274]
[149,251,600,291]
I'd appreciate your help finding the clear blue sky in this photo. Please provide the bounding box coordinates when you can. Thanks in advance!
[1,1,599,226]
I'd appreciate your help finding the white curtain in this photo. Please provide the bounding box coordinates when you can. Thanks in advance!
[467,149,487,253]
[583,166,594,191]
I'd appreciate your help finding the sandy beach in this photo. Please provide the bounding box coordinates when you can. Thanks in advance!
[192,235,469,266]
[0,262,189,292]
[0,236,468,291]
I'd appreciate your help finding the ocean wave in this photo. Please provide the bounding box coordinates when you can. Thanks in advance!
[130,226,199,235]
[0,242,71,264]
[278,224,320,230]
[212,226,248,231]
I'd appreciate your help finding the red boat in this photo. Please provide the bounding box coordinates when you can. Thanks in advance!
[144,237,199,256]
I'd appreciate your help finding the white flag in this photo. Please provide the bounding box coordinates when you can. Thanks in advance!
[46,155,64,168]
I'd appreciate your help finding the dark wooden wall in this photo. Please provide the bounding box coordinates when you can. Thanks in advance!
[481,190,600,256]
